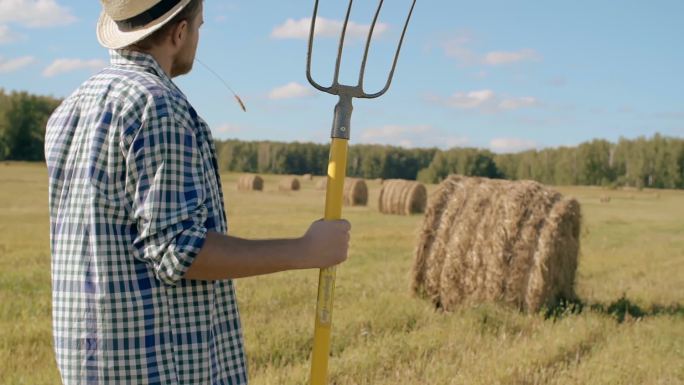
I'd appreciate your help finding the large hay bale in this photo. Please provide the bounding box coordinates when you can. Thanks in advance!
[412,175,580,313]
[343,178,368,206]
[316,178,327,190]
[237,174,263,191]
[378,179,427,215]
[279,177,300,191]
[302,173,313,181]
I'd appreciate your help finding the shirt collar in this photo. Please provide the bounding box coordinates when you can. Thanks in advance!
[109,49,179,91]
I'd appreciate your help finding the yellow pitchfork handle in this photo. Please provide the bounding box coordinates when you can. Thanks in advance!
[310,137,348,385]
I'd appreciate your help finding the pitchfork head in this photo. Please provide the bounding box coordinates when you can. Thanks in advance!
[306,0,417,99]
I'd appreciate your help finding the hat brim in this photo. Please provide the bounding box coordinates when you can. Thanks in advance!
[97,0,192,50]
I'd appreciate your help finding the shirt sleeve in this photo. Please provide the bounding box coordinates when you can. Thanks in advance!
[121,96,208,286]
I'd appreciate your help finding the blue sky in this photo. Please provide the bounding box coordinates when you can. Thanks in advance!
[0,0,682,152]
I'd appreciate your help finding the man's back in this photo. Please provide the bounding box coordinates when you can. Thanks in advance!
[45,49,247,385]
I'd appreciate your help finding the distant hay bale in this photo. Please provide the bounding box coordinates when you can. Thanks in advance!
[378,179,427,215]
[279,177,300,191]
[316,178,327,190]
[302,173,313,181]
[237,174,263,191]
[412,175,580,313]
[599,195,611,203]
[343,178,368,206]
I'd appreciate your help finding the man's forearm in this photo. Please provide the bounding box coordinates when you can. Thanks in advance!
[184,231,308,280]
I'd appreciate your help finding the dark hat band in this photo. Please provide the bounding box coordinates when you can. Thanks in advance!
[115,0,183,31]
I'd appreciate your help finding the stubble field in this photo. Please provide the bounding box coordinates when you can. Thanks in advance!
[0,162,682,384]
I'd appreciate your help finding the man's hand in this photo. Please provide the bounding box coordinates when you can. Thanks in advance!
[300,219,351,269]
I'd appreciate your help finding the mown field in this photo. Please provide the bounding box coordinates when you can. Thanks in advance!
[0,162,682,385]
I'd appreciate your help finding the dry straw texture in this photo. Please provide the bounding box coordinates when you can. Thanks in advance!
[412,175,581,312]
[378,179,427,215]
[316,178,327,190]
[237,174,263,191]
[279,177,301,191]
[343,178,368,206]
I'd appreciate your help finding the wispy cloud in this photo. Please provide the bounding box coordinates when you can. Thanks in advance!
[271,17,388,40]
[548,76,567,87]
[0,55,35,73]
[359,124,468,149]
[490,138,538,153]
[427,89,540,113]
[441,89,496,109]
[268,82,314,100]
[0,25,20,44]
[441,33,541,66]
[42,58,106,77]
[498,96,538,110]
[482,49,541,65]
[0,0,76,28]
[215,123,243,135]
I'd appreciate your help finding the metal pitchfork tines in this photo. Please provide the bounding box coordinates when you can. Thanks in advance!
[305,1,417,384]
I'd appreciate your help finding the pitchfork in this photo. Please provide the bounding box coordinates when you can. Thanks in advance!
[306,1,417,384]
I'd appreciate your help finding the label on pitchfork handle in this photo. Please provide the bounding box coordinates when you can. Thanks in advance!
[316,268,336,325]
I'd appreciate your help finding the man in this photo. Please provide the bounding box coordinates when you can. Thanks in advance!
[44,1,350,384]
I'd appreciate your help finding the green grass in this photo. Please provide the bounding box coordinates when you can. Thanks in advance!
[0,162,682,384]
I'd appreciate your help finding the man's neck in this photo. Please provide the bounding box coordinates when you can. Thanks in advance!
[129,46,174,77]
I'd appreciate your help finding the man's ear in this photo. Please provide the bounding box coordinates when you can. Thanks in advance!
[171,20,189,48]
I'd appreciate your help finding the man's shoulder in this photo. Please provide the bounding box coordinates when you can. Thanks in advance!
[66,66,192,120]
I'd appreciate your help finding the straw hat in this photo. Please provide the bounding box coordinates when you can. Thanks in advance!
[97,0,193,49]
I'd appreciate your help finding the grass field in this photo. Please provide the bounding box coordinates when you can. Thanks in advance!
[0,162,682,384]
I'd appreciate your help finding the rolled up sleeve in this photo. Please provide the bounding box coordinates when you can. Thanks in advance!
[122,99,208,286]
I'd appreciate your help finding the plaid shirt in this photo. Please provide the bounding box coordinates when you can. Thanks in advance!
[45,50,247,385]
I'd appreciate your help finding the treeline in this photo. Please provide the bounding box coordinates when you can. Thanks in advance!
[0,89,62,161]
[2,89,683,189]
[216,140,438,181]
[216,135,684,189]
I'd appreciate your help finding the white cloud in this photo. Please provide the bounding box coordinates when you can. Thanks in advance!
[428,90,539,113]
[0,55,35,73]
[441,34,541,66]
[499,96,539,110]
[271,17,388,40]
[441,33,478,65]
[489,138,537,153]
[215,123,243,135]
[0,25,19,44]
[268,82,314,100]
[42,58,106,77]
[482,49,541,65]
[0,0,76,27]
[443,89,496,109]
[359,124,468,149]
[361,124,430,140]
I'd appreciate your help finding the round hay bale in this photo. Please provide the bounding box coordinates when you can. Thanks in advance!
[316,178,328,191]
[599,195,611,203]
[378,179,427,215]
[279,177,300,191]
[411,175,580,313]
[237,174,263,191]
[302,173,313,181]
[343,178,368,206]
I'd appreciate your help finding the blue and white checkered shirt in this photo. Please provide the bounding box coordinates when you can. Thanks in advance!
[45,50,247,385]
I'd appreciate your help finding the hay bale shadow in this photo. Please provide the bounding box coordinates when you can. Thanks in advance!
[544,294,684,323]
